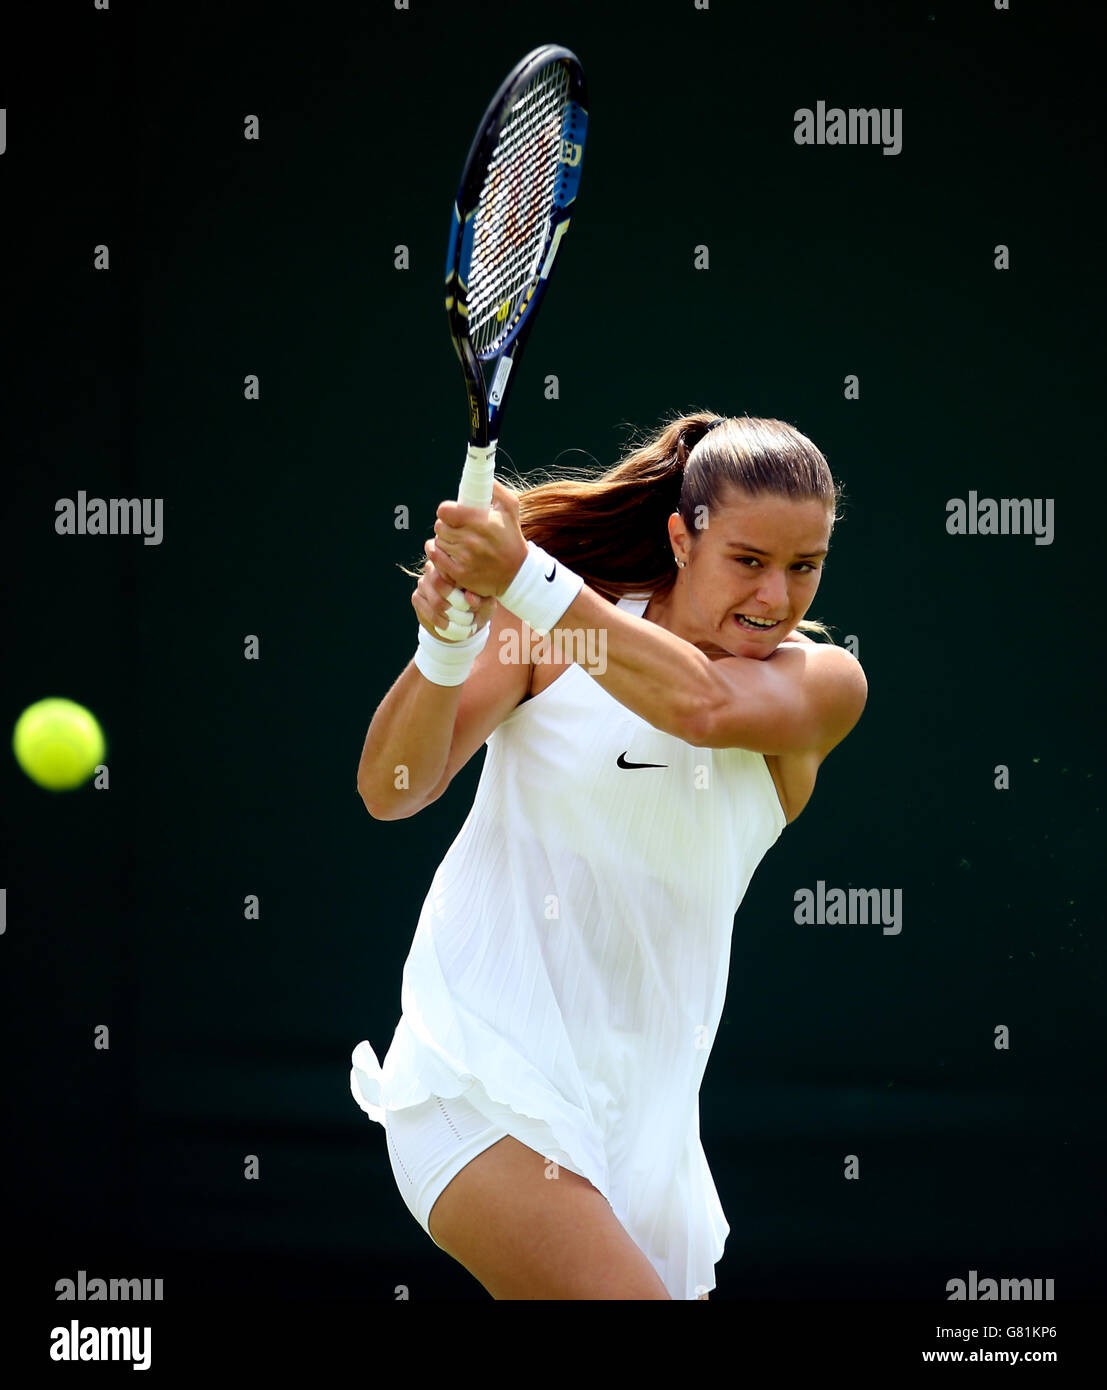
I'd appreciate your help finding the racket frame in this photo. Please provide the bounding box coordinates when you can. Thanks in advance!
[435,45,587,638]
[444,43,588,454]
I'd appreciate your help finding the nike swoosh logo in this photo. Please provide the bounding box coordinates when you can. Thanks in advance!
[545,564,556,581]
[616,751,668,770]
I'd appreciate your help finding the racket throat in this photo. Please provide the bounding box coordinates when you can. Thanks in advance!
[488,356,513,410]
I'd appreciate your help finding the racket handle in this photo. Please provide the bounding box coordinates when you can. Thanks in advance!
[434,443,498,640]
[458,441,496,509]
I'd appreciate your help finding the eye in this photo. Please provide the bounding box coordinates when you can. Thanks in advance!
[734,556,821,572]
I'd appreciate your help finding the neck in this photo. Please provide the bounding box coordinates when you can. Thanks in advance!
[643,587,731,659]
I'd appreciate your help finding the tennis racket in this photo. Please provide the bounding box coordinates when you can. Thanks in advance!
[435,43,588,639]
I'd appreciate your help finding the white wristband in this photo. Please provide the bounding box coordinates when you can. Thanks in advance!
[413,619,491,687]
[498,542,583,637]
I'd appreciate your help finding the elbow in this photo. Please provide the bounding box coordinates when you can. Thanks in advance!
[682,713,712,749]
[357,779,438,821]
[681,693,722,748]
[356,760,400,819]
[359,789,415,821]
[357,750,450,819]
[679,663,731,747]
[357,780,401,821]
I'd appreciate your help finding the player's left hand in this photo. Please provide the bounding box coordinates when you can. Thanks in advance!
[426,479,529,599]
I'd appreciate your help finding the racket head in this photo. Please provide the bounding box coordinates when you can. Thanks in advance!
[444,45,588,445]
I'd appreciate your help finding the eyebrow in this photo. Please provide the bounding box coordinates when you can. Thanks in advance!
[723,540,829,558]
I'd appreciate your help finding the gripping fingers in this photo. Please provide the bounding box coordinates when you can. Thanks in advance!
[424,541,475,640]
[418,576,475,640]
[435,574,476,640]
[435,596,477,641]
[414,588,474,643]
[439,586,475,637]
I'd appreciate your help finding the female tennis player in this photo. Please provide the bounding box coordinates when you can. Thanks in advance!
[350,411,867,1300]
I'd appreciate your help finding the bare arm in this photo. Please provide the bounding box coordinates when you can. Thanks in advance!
[545,584,866,754]
[689,641,867,754]
[356,664,462,818]
[357,577,531,819]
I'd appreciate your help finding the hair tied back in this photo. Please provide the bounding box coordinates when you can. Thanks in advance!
[676,415,727,468]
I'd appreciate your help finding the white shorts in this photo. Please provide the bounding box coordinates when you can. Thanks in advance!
[382,1089,702,1297]
[384,1091,512,1248]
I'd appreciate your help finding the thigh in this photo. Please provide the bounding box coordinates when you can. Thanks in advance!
[384,1092,507,1250]
[428,1123,671,1300]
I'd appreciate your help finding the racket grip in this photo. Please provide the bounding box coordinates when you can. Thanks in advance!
[435,443,497,639]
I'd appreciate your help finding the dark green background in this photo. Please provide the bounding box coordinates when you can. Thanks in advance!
[1,0,1102,1307]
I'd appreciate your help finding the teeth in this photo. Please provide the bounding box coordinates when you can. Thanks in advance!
[737,614,777,628]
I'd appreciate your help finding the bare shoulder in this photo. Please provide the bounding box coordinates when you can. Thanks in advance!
[759,639,866,820]
[772,636,867,749]
[809,643,867,749]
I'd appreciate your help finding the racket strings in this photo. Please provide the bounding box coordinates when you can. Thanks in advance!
[469,79,564,335]
[468,126,559,348]
[468,63,569,353]
[470,141,554,335]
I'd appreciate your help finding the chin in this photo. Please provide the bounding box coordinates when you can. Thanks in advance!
[725,618,789,657]
[724,637,772,661]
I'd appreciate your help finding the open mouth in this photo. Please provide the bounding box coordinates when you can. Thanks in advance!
[734,614,782,632]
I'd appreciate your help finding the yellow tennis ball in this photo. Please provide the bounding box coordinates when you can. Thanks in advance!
[12,698,106,791]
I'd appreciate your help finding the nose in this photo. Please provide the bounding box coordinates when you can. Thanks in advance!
[753,566,789,613]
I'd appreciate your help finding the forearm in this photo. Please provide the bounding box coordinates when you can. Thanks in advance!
[554,584,719,739]
[357,660,461,816]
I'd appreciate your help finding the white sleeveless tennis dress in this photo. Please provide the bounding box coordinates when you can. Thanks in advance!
[350,596,788,1299]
